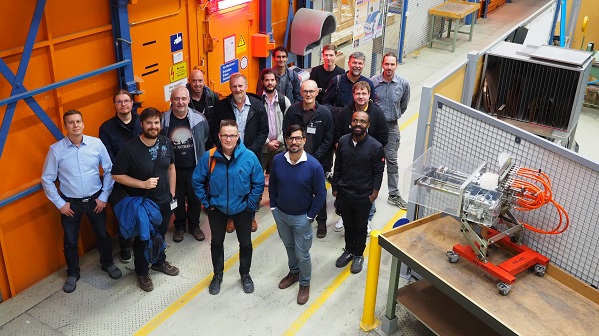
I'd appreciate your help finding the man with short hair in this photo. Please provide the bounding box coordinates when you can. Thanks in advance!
[42,110,121,293]
[99,90,141,263]
[187,69,219,118]
[283,80,333,238]
[162,85,210,243]
[112,107,180,292]
[260,68,291,186]
[309,44,345,104]
[332,111,384,274]
[213,73,268,232]
[192,120,264,295]
[269,124,326,305]
[256,46,302,103]
[371,52,410,209]
[321,51,375,109]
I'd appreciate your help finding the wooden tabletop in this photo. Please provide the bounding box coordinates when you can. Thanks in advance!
[380,213,599,336]
[429,2,480,19]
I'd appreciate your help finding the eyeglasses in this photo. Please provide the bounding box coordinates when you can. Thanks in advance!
[115,99,132,104]
[286,136,304,143]
[220,134,239,140]
[301,90,318,95]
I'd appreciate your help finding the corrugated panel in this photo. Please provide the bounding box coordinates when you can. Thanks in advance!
[403,0,444,56]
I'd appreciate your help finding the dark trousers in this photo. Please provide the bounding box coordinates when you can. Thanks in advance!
[174,167,201,231]
[60,194,113,277]
[207,208,253,276]
[316,193,327,224]
[337,191,371,257]
[133,201,171,276]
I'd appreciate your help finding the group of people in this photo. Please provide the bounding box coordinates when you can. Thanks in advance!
[40,44,410,306]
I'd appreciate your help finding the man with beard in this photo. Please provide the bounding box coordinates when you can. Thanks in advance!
[282,80,333,238]
[309,44,345,104]
[371,52,410,210]
[321,51,375,110]
[331,111,384,274]
[256,46,302,103]
[192,120,264,295]
[259,69,291,186]
[99,90,141,263]
[269,124,326,305]
[112,107,180,292]
[212,73,268,232]
[162,86,210,243]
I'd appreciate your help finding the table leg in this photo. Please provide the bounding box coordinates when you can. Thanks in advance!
[452,19,457,52]
[447,18,452,38]
[429,14,435,48]
[381,256,402,336]
[469,12,476,41]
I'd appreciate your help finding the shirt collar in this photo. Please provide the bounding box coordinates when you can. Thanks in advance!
[284,150,307,165]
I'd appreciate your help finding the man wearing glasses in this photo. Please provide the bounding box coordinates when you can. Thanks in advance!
[99,90,141,263]
[283,80,333,238]
[192,120,264,295]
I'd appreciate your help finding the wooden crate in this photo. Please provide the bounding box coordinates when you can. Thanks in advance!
[584,85,599,108]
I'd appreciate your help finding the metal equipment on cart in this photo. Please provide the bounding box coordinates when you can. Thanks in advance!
[406,148,569,295]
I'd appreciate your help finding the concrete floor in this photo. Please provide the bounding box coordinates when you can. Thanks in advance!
[3,0,597,335]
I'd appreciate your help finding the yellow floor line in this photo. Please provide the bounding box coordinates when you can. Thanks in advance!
[135,224,277,335]
[283,210,406,335]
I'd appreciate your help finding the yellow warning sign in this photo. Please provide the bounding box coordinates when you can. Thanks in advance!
[237,35,246,53]
[169,61,187,83]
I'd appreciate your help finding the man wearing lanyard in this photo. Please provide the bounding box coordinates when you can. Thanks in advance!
[42,110,121,293]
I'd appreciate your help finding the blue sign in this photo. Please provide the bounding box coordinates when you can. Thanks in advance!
[170,32,183,53]
[220,60,239,84]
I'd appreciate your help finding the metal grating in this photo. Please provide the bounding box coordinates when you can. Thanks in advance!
[419,95,599,288]
[403,0,444,56]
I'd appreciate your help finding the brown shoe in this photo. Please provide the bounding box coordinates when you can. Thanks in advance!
[316,222,327,238]
[226,219,235,233]
[137,275,154,292]
[278,272,300,289]
[173,229,185,243]
[251,219,258,232]
[190,227,205,241]
[297,284,310,305]
[151,261,180,276]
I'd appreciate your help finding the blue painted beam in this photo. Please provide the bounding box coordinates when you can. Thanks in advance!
[0,184,42,208]
[398,0,408,64]
[110,0,137,93]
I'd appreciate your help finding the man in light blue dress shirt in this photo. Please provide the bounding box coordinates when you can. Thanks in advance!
[42,110,121,293]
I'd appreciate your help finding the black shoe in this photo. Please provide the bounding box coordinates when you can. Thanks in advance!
[101,264,123,279]
[316,222,327,238]
[120,249,132,263]
[335,250,353,268]
[351,256,364,274]
[63,275,80,293]
[209,274,223,295]
[190,227,206,241]
[241,274,254,293]
[173,229,185,243]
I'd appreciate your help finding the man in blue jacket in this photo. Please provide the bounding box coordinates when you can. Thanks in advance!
[192,119,264,295]
[269,124,326,305]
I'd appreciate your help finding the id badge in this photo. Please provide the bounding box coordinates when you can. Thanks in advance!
[170,198,178,210]
[307,126,316,134]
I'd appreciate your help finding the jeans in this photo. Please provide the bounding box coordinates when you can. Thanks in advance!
[336,191,371,257]
[368,202,376,222]
[208,208,253,276]
[174,167,201,231]
[133,201,171,276]
[272,208,313,286]
[385,123,401,196]
[60,193,113,277]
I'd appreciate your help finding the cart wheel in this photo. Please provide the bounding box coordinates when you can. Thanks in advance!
[497,282,511,296]
[446,251,459,263]
[534,264,546,277]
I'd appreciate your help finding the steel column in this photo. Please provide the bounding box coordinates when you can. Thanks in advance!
[110,0,138,93]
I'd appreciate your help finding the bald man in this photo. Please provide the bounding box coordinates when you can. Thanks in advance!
[282,80,333,238]
[187,69,218,143]
[162,85,210,243]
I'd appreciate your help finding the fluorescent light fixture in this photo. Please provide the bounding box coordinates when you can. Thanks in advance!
[217,0,251,10]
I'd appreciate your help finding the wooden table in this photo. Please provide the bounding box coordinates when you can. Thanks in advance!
[379,213,599,335]
[428,1,480,52]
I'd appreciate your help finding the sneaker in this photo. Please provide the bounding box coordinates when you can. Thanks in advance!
[387,195,408,210]
[251,219,258,232]
[63,275,80,293]
[335,250,353,268]
[226,219,235,233]
[209,274,223,295]
[137,275,154,292]
[334,218,344,232]
[120,249,132,263]
[316,222,327,238]
[151,261,180,276]
[241,274,254,293]
[351,256,364,274]
[173,228,185,243]
[190,227,206,241]
[264,174,269,187]
[325,171,334,183]
[101,264,122,279]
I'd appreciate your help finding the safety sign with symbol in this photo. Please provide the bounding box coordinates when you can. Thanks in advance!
[170,32,183,53]
[169,62,187,83]
[237,35,246,53]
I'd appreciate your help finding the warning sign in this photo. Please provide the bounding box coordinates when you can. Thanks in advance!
[169,62,187,83]
[237,35,246,53]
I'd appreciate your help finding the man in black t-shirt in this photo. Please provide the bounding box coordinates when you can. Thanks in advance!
[112,107,180,292]
[309,44,345,104]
